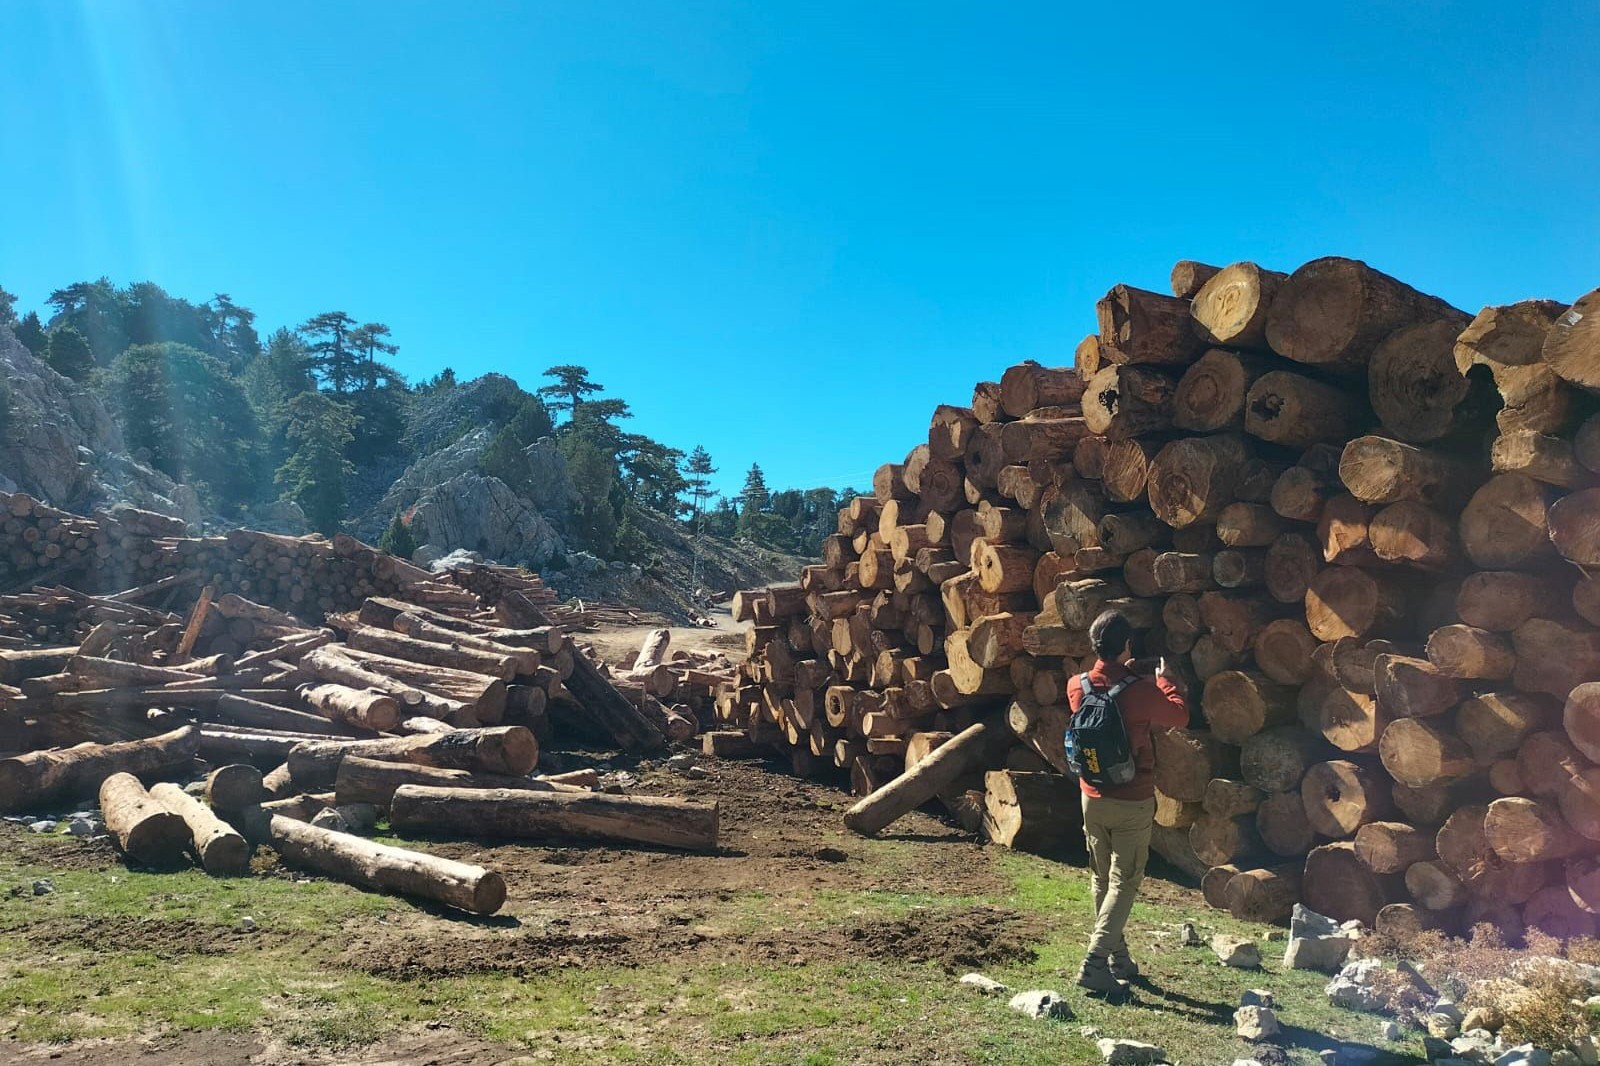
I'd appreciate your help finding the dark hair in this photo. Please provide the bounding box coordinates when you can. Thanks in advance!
[1090,609,1135,659]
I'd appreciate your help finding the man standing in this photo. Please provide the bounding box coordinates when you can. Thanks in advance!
[1068,609,1188,995]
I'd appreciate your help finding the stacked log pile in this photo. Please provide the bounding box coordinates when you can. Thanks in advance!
[0,510,714,915]
[724,256,1600,938]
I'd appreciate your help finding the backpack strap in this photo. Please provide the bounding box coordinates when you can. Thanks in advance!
[1107,676,1137,700]
[1077,673,1094,699]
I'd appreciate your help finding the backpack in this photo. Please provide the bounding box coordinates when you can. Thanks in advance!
[1065,673,1138,789]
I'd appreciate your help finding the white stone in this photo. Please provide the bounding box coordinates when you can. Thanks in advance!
[1211,934,1262,969]
[1007,989,1072,1020]
[1285,903,1358,972]
[1493,1047,1551,1066]
[1235,1005,1281,1042]
[237,916,258,933]
[1326,957,1388,1012]
[1096,1039,1166,1065]
[958,972,1008,995]
[1429,1014,1463,1040]
[28,820,57,833]
[309,807,349,833]
[1240,988,1274,1008]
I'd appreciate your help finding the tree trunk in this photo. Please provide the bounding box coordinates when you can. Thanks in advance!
[1202,670,1296,744]
[1190,812,1263,867]
[1264,532,1322,605]
[1081,364,1179,439]
[1240,725,1324,793]
[1353,820,1434,873]
[390,784,719,852]
[1379,717,1474,788]
[1561,767,1600,842]
[1147,434,1251,528]
[1424,625,1513,681]
[1375,654,1460,719]
[1226,864,1302,923]
[1484,796,1583,863]
[999,361,1086,418]
[1201,863,1242,909]
[1256,790,1315,857]
[1548,487,1600,567]
[1244,371,1361,447]
[334,754,568,808]
[1539,285,1600,392]
[346,625,519,680]
[1191,262,1286,350]
[268,813,506,914]
[1170,260,1223,300]
[1101,439,1161,503]
[560,645,670,753]
[1460,474,1556,569]
[1301,841,1393,926]
[1305,566,1407,642]
[149,781,251,875]
[1456,571,1559,632]
[1436,805,1550,902]
[1264,255,1462,371]
[1173,349,1268,431]
[844,721,1001,836]
[287,726,539,790]
[1152,728,1239,803]
[0,725,199,815]
[1338,436,1468,507]
[1492,431,1591,489]
[1316,687,1384,754]
[1512,618,1600,700]
[1368,317,1479,443]
[982,769,1082,852]
[205,764,267,812]
[1369,502,1456,570]
[1407,860,1468,911]
[99,772,191,865]
[1096,284,1205,365]
[1301,759,1392,837]
[1252,619,1317,684]
[298,683,399,732]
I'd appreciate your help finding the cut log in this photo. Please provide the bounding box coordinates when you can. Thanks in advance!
[1305,566,1406,643]
[1096,284,1204,365]
[1264,532,1322,605]
[268,813,506,914]
[1368,317,1479,443]
[1523,884,1599,941]
[1215,503,1285,548]
[1520,730,1586,800]
[346,625,518,680]
[333,755,565,808]
[1170,260,1222,299]
[1492,431,1591,489]
[99,772,190,865]
[1436,805,1550,903]
[1569,856,1600,914]
[1240,725,1324,793]
[1204,777,1264,819]
[1548,488,1600,567]
[1173,349,1267,432]
[298,683,399,732]
[1560,767,1600,842]
[1213,548,1267,590]
[1317,687,1384,754]
[1379,717,1474,787]
[1425,625,1514,680]
[1563,682,1600,763]
[1253,619,1317,684]
[286,726,539,790]
[1264,255,1461,372]
[1190,262,1286,351]
[1338,436,1468,507]
[999,361,1086,418]
[1406,861,1467,912]
[844,721,1000,836]
[1301,840,1393,926]
[1369,502,1456,570]
[1353,820,1434,873]
[1244,371,1360,447]
[1302,759,1392,837]
[1156,788,1202,829]
[0,725,199,814]
[1081,365,1178,439]
[1540,285,1600,392]
[1201,863,1242,909]
[1374,654,1460,719]
[1197,590,1278,654]
[1256,790,1316,856]
[205,764,267,812]
[1147,434,1251,529]
[1101,439,1160,503]
[1459,474,1556,569]
[1152,729,1239,803]
[1456,571,1560,632]
[1483,796,1583,863]
[1190,812,1263,867]
[1512,618,1600,700]
[148,781,251,875]
[982,770,1082,852]
[1202,670,1296,744]
[1226,864,1302,923]
[390,785,719,852]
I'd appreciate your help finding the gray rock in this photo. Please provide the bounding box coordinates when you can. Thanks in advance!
[1241,988,1275,1008]
[1096,1039,1165,1065]
[1493,1048,1551,1066]
[1327,957,1388,1012]
[334,804,379,833]
[408,472,566,569]
[1381,1021,1403,1042]
[1079,1026,1101,1039]
[1211,933,1262,969]
[685,765,710,780]
[1429,1014,1463,1040]
[1320,1053,1340,1066]
[958,972,1008,995]
[1433,1000,1465,1024]
[664,754,697,772]
[66,818,93,837]
[237,916,257,933]
[31,879,53,896]
[28,820,57,834]
[309,808,349,833]
[1462,1007,1502,1033]
[1007,989,1073,1020]
[1513,958,1600,991]
[1234,1061,1266,1066]
[1235,1005,1281,1042]
[1179,921,1202,947]
[1287,903,1358,972]
[1449,1030,1499,1063]
[1551,1051,1581,1066]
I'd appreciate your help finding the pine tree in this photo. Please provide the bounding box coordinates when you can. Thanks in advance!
[14,311,47,357]
[559,428,620,558]
[741,463,770,513]
[277,391,357,534]
[478,422,535,491]
[0,285,16,327]
[45,326,95,379]
[299,311,358,393]
[378,508,419,559]
[537,364,601,419]
[682,446,716,527]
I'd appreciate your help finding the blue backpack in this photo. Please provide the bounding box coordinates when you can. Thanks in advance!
[1065,674,1138,789]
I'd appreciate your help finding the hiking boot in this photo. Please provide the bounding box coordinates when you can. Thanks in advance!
[1076,955,1124,996]
[1109,951,1140,980]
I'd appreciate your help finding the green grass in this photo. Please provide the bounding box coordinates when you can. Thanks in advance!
[0,837,1427,1064]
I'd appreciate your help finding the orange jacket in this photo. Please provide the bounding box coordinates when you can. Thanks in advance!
[1066,658,1189,801]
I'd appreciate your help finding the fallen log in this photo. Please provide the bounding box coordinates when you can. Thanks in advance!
[100,771,191,865]
[389,785,719,852]
[267,813,506,914]
[149,781,251,875]
[333,754,570,808]
[0,725,199,814]
[843,720,1002,836]
[286,726,540,789]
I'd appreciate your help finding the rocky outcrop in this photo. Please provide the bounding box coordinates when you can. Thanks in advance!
[0,324,199,525]
[360,427,492,539]
[523,437,578,518]
[408,472,565,568]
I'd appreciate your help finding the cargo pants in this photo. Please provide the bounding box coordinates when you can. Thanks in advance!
[1082,793,1156,959]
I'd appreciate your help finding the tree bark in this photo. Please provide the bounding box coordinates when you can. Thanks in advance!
[268,813,506,914]
[298,683,399,732]
[1456,571,1560,632]
[287,726,539,790]
[334,754,567,808]
[1368,317,1480,443]
[982,769,1082,852]
[1170,260,1223,300]
[1512,618,1600,700]
[1264,255,1462,371]
[843,721,1000,835]
[1379,717,1474,787]
[1147,434,1251,529]
[1097,284,1205,365]
[1244,371,1361,447]
[1082,365,1179,439]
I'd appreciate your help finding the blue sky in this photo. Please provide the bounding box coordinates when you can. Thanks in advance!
[2,1,1597,498]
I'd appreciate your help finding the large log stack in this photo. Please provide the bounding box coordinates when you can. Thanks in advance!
[726,257,1600,938]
